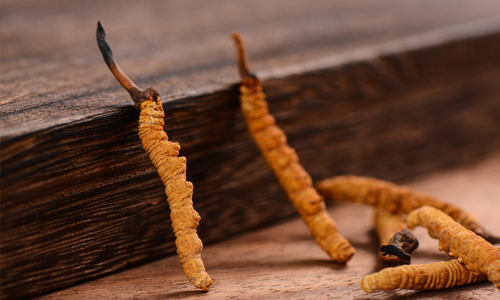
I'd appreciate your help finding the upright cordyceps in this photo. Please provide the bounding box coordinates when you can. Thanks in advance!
[96,22,212,291]
[231,32,355,263]
[406,206,500,290]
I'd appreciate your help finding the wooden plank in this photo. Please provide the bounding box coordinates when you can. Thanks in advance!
[35,152,500,299]
[3,0,500,137]
[3,1,500,299]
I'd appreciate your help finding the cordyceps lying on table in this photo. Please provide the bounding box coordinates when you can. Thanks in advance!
[406,206,500,290]
[361,256,491,292]
[316,176,499,242]
[95,22,213,291]
[231,32,355,263]
[316,175,500,262]
[362,206,500,292]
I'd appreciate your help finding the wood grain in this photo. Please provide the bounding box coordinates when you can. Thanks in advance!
[3,1,500,299]
[35,152,500,300]
[3,0,500,137]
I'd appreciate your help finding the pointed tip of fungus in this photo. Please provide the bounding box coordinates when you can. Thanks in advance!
[231,31,253,79]
[96,21,114,68]
[96,21,152,110]
[231,30,241,41]
[97,20,104,33]
[96,21,107,52]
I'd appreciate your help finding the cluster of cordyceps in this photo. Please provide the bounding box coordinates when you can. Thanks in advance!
[96,21,500,293]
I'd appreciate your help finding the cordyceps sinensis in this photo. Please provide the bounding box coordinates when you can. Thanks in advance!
[361,255,492,292]
[374,209,418,265]
[406,206,500,290]
[231,32,355,263]
[96,22,213,291]
[316,175,500,244]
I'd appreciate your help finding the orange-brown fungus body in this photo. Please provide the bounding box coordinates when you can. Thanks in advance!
[237,75,354,263]
[139,97,213,291]
[406,206,500,289]
[316,175,486,237]
[361,257,489,292]
[96,22,211,291]
[375,210,410,263]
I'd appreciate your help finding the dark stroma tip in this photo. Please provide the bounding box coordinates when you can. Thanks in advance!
[96,21,114,67]
[380,245,412,265]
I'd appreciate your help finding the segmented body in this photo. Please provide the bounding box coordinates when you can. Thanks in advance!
[139,97,213,291]
[316,175,484,236]
[361,258,488,292]
[239,77,355,263]
[406,206,500,289]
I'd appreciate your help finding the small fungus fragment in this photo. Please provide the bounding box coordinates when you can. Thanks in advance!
[376,209,418,265]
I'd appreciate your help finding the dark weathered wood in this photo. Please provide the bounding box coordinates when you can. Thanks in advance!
[3,0,500,137]
[3,1,500,299]
[35,153,500,299]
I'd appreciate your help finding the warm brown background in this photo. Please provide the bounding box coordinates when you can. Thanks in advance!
[2,0,500,299]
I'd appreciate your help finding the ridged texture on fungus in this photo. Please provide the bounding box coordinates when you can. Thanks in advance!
[238,77,355,263]
[361,258,488,292]
[406,206,500,290]
[139,98,213,291]
[316,175,485,237]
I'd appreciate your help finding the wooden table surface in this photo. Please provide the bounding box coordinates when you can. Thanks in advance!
[36,152,500,300]
[4,1,500,298]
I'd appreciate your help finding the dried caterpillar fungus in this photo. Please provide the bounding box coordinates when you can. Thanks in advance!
[374,209,418,265]
[96,22,212,291]
[361,257,490,292]
[316,175,497,242]
[406,206,500,289]
[231,32,355,263]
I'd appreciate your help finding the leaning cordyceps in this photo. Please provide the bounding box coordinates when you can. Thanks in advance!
[374,209,418,265]
[96,22,212,291]
[361,257,490,292]
[406,206,500,290]
[316,175,500,243]
[231,32,355,263]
